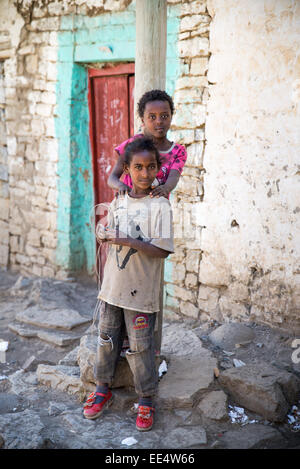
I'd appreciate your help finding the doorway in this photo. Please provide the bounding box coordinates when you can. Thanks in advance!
[88,63,135,278]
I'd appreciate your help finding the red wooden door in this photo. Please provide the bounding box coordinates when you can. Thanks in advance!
[88,64,135,279]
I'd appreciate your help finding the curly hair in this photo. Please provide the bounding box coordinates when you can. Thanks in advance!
[124,136,161,168]
[137,89,174,118]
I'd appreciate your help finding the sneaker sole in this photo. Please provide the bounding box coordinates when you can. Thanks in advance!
[84,395,114,420]
[136,422,153,432]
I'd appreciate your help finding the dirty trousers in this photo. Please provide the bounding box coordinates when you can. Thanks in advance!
[94,301,158,398]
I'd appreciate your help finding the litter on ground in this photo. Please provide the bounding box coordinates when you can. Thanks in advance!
[233,358,246,367]
[287,404,300,432]
[121,437,138,446]
[158,359,168,377]
[228,405,257,425]
[0,340,8,352]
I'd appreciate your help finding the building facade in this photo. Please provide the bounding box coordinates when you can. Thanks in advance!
[0,0,299,330]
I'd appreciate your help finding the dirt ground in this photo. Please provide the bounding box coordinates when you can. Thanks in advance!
[0,269,300,450]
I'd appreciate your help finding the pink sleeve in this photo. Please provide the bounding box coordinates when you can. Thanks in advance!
[115,138,131,156]
[114,134,143,156]
[170,144,187,174]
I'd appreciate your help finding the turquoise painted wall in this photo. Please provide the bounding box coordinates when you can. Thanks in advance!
[55,4,182,277]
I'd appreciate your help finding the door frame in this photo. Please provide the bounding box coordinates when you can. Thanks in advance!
[87,63,135,277]
[88,63,135,209]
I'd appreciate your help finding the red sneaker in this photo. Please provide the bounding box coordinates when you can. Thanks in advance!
[83,391,113,420]
[136,405,155,432]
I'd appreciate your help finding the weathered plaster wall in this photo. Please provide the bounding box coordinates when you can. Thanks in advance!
[165,0,300,330]
[164,0,211,320]
[0,0,24,269]
[0,0,299,330]
[0,0,182,280]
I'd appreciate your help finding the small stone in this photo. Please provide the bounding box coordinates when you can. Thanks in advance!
[16,305,90,330]
[218,362,300,422]
[22,355,39,372]
[220,424,287,449]
[208,323,255,351]
[158,354,217,409]
[197,390,229,421]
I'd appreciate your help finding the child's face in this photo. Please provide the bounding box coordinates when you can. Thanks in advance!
[125,150,159,194]
[142,100,172,139]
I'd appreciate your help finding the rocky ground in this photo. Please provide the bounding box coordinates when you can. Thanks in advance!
[0,269,300,450]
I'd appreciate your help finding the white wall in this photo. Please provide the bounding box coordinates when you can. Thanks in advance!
[198,0,300,326]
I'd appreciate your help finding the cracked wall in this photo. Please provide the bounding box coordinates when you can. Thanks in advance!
[165,0,300,330]
[0,0,299,330]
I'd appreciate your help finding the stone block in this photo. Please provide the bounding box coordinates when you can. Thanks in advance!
[220,424,287,449]
[40,91,56,105]
[37,364,84,397]
[180,1,207,15]
[77,333,135,390]
[176,76,207,90]
[197,284,219,314]
[172,284,196,303]
[197,390,229,421]
[185,272,198,288]
[6,136,17,155]
[178,36,209,57]
[25,55,38,74]
[208,322,255,350]
[218,362,300,422]
[27,228,41,247]
[174,87,204,105]
[35,103,52,117]
[161,426,207,448]
[30,17,60,32]
[161,323,205,357]
[179,300,199,319]
[219,296,250,321]
[158,354,217,409]
[180,14,209,32]
[0,243,9,266]
[15,305,90,330]
[0,409,45,449]
[168,128,194,144]
[9,321,83,347]
[0,198,9,219]
[172,103,206,129]
[190,57,209,76]
[0,164,8,182]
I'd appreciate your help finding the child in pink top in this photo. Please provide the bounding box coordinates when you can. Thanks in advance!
[108,90,187,199]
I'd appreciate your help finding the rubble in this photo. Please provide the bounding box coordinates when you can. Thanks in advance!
[0,271,300,448]
[208,323,255,351]
[218,363,300,422]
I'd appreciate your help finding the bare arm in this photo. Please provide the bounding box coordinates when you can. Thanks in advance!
[99,227,170,258]
[150,169,180,198]
[108,152,131,194]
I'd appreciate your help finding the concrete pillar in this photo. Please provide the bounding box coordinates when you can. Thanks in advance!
[134,0,167,132]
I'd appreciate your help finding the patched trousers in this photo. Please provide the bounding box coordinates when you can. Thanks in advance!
[94,301,158,397]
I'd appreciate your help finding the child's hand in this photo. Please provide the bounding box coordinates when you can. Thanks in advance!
[95,223,108,242]
[101,228,128,244]
[116,183,131,197]
[150,184,170,199]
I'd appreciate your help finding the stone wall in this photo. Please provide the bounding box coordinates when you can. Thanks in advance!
[166,0,211,321]
[166,0,300,330]
[0,0,299,330]
[0,0,134,279]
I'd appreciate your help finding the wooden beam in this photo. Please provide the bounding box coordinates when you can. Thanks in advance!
[134,0,167,132]
[134,0,167,354]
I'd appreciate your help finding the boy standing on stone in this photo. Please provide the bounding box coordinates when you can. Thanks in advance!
[83,137,174,431]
